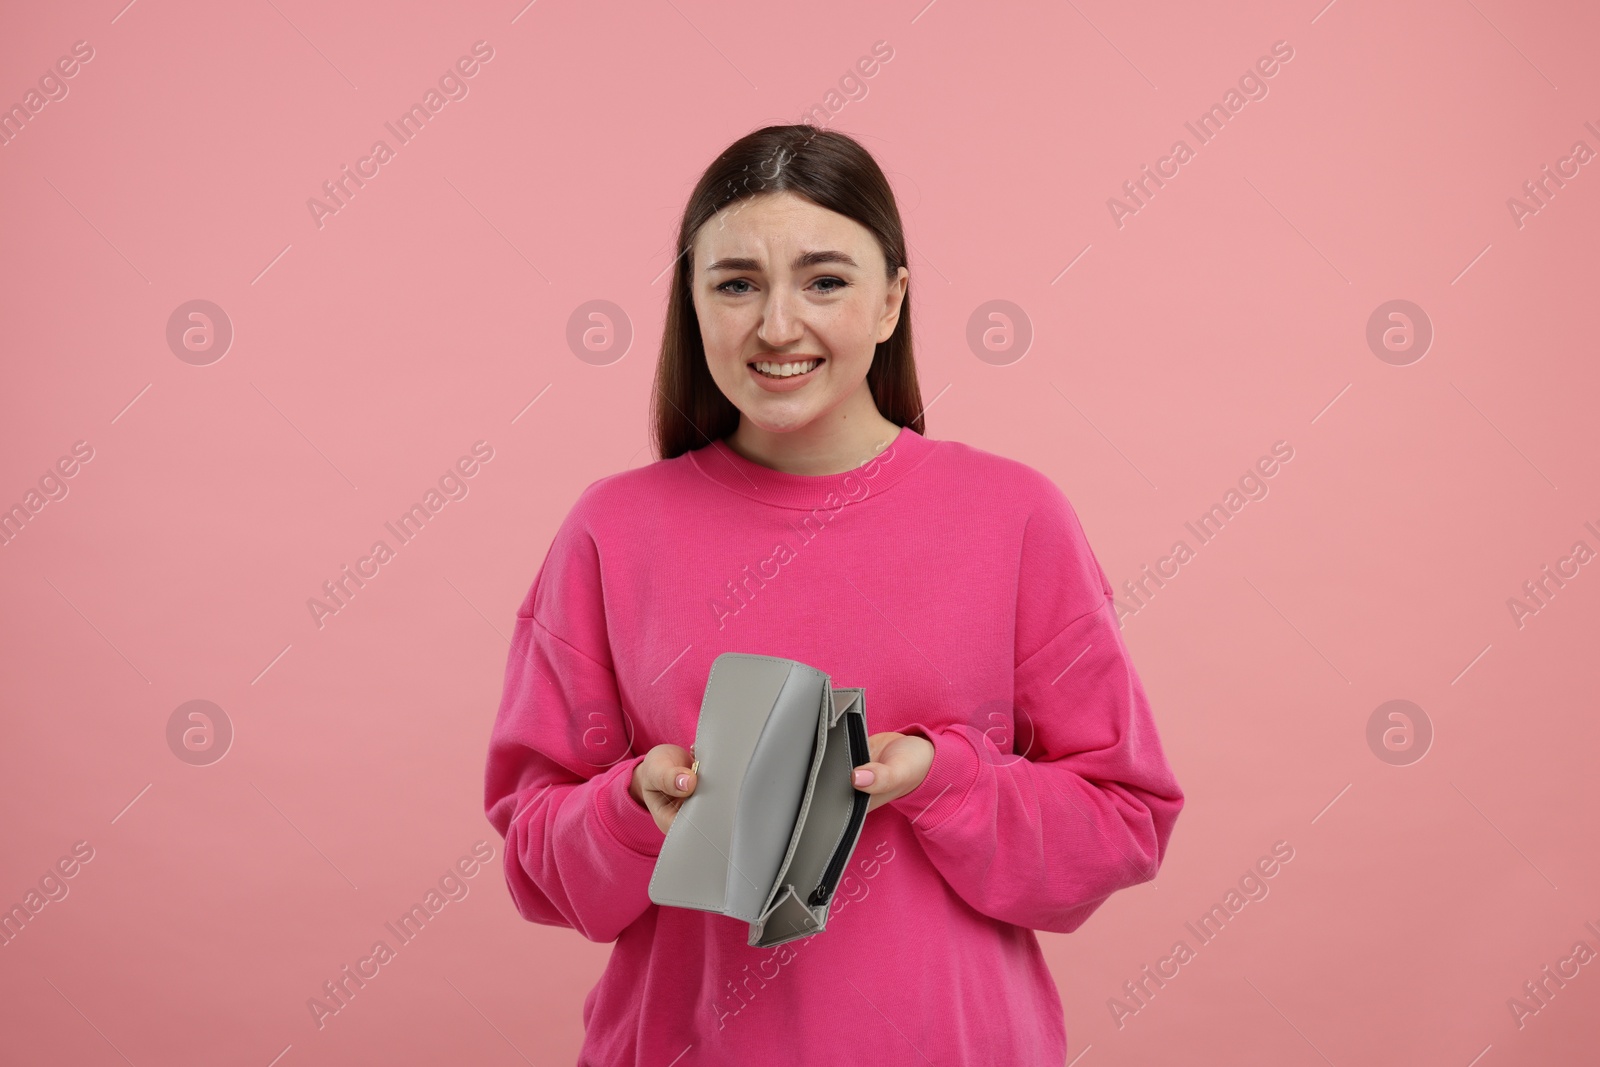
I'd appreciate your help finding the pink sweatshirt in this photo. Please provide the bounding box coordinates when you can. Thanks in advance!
[483,425,1184,1065]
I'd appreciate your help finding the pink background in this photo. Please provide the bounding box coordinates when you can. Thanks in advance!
[3,1,1597,1063]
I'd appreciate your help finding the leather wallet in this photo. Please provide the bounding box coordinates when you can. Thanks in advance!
[647,652,871,948]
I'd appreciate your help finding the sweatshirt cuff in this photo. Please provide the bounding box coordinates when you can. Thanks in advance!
[888,723,982,833]
[591,754,665,857]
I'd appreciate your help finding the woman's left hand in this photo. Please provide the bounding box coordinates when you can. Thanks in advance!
[852,731,935,813]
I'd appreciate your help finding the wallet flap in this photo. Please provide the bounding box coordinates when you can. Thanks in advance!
[647,654,827,920]
[829,687,862,726]
[724,663,827,920]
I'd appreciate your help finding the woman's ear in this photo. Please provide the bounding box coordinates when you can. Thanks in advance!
[878,266,909,342]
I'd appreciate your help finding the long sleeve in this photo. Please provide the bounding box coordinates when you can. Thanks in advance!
[483,495,666,944]
[888,477,1185,934]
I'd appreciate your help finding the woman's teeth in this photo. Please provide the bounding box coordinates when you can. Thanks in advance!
[752,359,820,378]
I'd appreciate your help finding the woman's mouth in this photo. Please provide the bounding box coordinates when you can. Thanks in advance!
[748,357,824,390]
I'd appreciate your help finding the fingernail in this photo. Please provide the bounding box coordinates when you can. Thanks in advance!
[853,768,874,788]
[675,773,690,791]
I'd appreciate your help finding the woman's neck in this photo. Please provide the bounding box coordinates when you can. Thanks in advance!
[727,408,903,477]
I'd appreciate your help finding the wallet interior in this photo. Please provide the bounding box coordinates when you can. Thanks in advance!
[750,687,870,948]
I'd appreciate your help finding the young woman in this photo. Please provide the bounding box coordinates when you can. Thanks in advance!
[484,124,1185,1065]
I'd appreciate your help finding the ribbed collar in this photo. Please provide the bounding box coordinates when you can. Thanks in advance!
[688,425,936,511]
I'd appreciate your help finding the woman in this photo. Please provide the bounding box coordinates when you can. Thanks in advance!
[484,124,1185,1065]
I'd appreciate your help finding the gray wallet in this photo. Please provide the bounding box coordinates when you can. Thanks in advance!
[647,653,871,948]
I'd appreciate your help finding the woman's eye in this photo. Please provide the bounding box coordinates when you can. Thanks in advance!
[714,277,848,295]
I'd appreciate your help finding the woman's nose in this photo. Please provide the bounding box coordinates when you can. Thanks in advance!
[757,291,804,347]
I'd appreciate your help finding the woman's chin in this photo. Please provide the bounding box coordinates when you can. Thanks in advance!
[739,414,815,436]
[737,402,832,435]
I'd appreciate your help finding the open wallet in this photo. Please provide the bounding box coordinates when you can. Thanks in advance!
[647,652,871,948]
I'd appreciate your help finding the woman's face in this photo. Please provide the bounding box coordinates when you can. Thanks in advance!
[690,190,909,436]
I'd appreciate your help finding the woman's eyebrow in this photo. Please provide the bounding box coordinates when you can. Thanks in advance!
[704,250,860,272]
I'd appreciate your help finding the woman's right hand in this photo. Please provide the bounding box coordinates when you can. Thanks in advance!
[629,744,697,835]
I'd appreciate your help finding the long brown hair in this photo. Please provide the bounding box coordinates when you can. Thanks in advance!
[650,124,924,461]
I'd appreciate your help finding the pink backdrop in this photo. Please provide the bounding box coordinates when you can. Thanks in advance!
[3,1,1597,1063]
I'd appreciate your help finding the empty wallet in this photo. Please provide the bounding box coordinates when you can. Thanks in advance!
[647,652,871,948]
